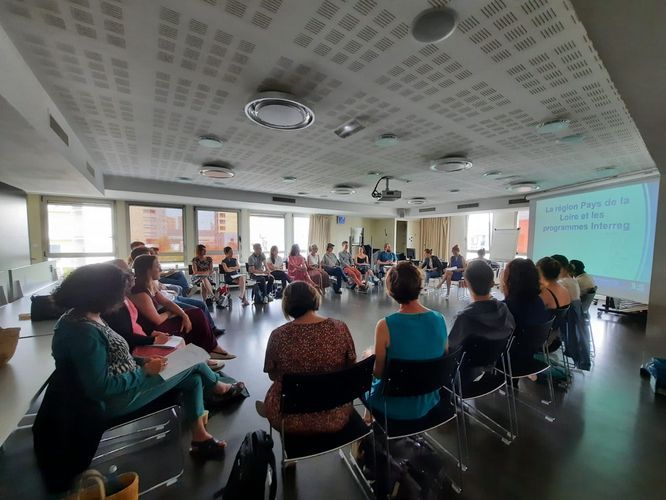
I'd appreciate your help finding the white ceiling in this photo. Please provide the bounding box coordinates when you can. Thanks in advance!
[0,0,655,208]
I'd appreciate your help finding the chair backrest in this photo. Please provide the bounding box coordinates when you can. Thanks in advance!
[461,336,511,369]
[280,355,376,415]
[511,318,555,355]
[551,305,570,331]
[406,248,416,260]
[381,348,461,397]
[187,264,193,275]
[579,288,596,314]
[397,252,406,261]
[245,262,251,273]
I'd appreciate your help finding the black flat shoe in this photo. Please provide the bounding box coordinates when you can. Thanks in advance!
[190,438,226,459]
[213,327,226,336]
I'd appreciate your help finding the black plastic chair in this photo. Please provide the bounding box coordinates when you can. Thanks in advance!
[455,336,514,448]
[276,356,376,497]
[497,319,556,429]
[366,348,464,494]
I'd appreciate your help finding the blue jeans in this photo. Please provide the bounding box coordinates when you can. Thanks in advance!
[160,271,190,296]
[174,296,217,329]
[425,270,442,280]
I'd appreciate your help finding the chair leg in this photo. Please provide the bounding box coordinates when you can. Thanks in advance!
[339,448,373,500]
[542,346,555,406]
[587,320,596,358]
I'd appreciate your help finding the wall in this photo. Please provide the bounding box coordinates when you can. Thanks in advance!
[647,176,666,344]
[0,182,30,297]
[449,215,467,256]
[367,218,396,251]
[395,221,407,254]
[406,219,421,256]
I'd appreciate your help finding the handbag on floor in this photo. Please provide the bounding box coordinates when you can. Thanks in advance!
[215,430,276,500]
[66,469,139,500]
[30,294,66,321]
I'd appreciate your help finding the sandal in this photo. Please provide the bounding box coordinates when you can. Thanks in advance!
[208,382,248,405]
[207,359,225,372]
[190,437,227,459]
[210,350,237,360]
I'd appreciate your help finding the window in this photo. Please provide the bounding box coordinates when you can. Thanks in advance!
[249,214,285,258]
[128,205,184,264]
[466,213,493,260]
[293,215,310,256]
[516,209,529,256]
[196,209,239,264]
[46,202,115,277]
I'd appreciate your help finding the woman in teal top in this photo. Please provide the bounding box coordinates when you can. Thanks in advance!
[366,262,448,420]
[49,263,245,460]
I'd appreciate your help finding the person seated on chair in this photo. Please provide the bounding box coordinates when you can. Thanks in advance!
[439,244,466,297]
[221,246,250,307]
[570,259,596,295]
[420,248,443,281]
[338,241,366,290]
[248,243,276,304]
[49,263,246,460]
[307,244,330,291]
[551,254,581,303]
[130,240,145,250]
[449,261,515,383]
[355,246,378,285]
[191,244,216,306]
[501,258,550,333]
[287,244,322,293]
[266,245,291,298]
[365,262,448,420]
[536,257,571,313]
[322,243,349,294]
[474,248,492,267]
[103,260,226,371]
[260,281,357,433]
[376,243,397,278]
[130,255,235,360]
[151,247,191,296]
[130,246,225,335]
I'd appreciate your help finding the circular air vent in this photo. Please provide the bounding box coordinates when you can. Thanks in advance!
[407,197,427,205]
[536,119,570,134]
[199,163,234,179]
[430,156,473,173]
[507,181,540,193]
[375,133,399,146]
[244,91,315,131]
[411,7,458,43]
[331,185,356,195]
[197,135,224,148]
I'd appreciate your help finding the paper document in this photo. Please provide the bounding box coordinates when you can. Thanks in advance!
[230,273,241,279]
[150,335,185,349]
[160,343,209,380]
[445,267,458,271]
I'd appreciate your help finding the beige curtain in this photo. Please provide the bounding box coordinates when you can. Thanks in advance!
[308,215,331,253]
[420,217,449,259]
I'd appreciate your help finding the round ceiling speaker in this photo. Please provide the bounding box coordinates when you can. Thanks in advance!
[331,185,356,195]
[375,133,399,146]
[244,91,315,131]
[411,7,458,44]
[199,163,234,179]
[197,135,224,148]
[407,197,427,205]
[430,156,473,173]
[506,181,540,193]
[536,119,570,134]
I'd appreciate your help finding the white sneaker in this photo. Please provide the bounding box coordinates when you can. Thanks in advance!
[268,294,274,302]
[263,296,269,304]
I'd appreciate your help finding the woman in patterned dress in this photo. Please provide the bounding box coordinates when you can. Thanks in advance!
[191,244,216,306]
[260,281,357,433]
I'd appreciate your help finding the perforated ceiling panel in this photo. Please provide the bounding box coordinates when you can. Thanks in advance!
[0,0,654,206]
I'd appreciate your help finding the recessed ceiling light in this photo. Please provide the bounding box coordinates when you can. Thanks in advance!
[282,176,297,183]
[375,133,399,146]
[176,176,191,181]
[407,197,427,205]
[449,189,460,193]
[244,91,315,131]
[367,171,383,177]
[197,135,224,148]
[483,170,502,177]
[558,133,585,144]
[199,163,234,179]
[507,181,540,193]
[430,156,473,173]
[334,118,364,138]
[595,166,617,173]
[411,7,458,43]
[331,185,356,195]
[297,191,308,195]
[536,119,570,134]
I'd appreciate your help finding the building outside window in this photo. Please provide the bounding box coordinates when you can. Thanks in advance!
[128,205,184,265]
[196,209,239,263]
[249,214,285,257]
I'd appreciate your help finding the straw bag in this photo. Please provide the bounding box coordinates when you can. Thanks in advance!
[67,469,139,500]
[0,327,20,366]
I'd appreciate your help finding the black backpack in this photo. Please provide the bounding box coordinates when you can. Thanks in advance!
[215,430,277,500]
[252,283,264,304]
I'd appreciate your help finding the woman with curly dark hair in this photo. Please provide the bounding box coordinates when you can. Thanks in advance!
[45,263,245,459]
[501,258,550,332]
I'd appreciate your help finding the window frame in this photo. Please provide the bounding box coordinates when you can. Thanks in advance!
[292,214,310,257]
[43,196,117,259]
[126,202,186,262]
[193,206,241,259]
[465,212,494,260]
[249,212,287,258]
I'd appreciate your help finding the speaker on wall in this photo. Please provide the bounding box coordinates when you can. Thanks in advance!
[398,209,406,218]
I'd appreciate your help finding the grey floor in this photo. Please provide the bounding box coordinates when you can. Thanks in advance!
[2,286,666,499]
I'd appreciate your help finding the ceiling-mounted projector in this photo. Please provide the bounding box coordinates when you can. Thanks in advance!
[371,176,402,201]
